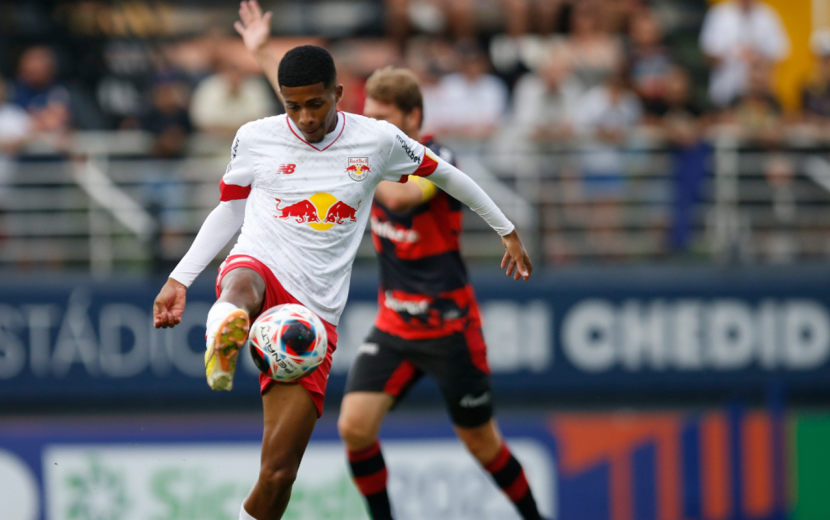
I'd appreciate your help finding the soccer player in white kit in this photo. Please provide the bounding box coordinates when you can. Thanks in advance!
[152,43,532,520]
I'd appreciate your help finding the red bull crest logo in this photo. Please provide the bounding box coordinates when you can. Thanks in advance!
[346,157,370,181]
[275,193,360,231]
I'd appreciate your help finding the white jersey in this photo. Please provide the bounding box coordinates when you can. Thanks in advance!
[218,112,439,324]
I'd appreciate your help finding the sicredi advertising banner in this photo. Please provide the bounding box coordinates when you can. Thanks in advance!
[1,266,830,405]
[0,415,556,520]
[3,407,823,520]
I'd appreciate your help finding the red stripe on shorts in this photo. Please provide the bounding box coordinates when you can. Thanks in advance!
[382,360,418,397]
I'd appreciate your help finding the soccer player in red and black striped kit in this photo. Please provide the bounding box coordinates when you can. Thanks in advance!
[338,68,545,520]
[235,3,544,519]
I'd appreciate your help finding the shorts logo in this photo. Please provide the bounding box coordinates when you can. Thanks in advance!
[459,392,491,408]
[346,157,370,181]
[358,343,379,355]
[276,164,296,175]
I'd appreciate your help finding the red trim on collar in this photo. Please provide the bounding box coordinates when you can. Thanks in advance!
[285,111,346,152]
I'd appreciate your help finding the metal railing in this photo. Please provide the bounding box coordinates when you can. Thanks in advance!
[2,130,829,274]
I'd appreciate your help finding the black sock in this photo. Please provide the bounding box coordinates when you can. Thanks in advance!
[484,443,543,520]
[347,442,393,520]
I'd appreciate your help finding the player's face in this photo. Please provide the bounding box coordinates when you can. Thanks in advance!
[363,97,420,140]
[280,82,344,143]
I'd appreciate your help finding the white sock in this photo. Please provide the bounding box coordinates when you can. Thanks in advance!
[239,504,257,520]
[205,301,240,349]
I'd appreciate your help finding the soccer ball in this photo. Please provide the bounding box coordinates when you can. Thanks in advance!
[247,304,328,382]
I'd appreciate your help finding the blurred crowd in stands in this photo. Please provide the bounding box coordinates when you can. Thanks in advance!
[0,0,829,266]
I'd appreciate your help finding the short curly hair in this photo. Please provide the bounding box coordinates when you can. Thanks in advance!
[278,45,337,89]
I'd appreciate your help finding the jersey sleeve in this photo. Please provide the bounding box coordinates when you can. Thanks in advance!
[219,126,255,201]
[381,123,440,182]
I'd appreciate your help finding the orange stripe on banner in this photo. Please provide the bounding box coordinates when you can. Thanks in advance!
[742,412,774,517]
[701,413,731,520]
[656,426,682,520]
[610,452,632,520]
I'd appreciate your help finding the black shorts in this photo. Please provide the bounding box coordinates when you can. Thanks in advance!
[344,327,493,428]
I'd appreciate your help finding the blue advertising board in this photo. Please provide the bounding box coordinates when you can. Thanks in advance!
[2,265,830,407]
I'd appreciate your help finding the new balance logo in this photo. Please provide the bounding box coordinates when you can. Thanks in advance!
[276,164,296,175]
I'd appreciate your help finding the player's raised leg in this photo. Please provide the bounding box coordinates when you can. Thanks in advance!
[455,419,544,520]
[205,267,265,390]
[240,382,319,519]
[338,392,395,520]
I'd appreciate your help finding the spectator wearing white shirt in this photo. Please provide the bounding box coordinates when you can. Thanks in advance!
[430,42,508,140]
[699,0,790,107]
[512,52,582,141]
[189,55,276,138]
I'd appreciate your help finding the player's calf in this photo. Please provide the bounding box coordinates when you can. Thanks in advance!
[456,421,545,520]
[346,441,393,520]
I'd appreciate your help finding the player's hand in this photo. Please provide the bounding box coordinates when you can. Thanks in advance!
[153,278,187,329]
[501,229,532,281]
[234,0,272,54]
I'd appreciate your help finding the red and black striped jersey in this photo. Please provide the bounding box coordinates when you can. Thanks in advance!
[371,136,482,340]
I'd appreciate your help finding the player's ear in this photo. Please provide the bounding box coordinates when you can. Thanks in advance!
[407,107,423,131]
[334,84,344,104]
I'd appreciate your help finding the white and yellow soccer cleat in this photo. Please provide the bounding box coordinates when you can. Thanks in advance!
[205,309,250,391]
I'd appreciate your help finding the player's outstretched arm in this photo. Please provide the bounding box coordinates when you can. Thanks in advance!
[235,0,280,98]
[418,156,532,280]
[151,199,247,328]
[153,278,187,328]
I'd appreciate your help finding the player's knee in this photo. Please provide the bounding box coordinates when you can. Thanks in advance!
[220,270,264,312]
[457,425,500,463]
[258,461,299,494]
[337,414,376,450]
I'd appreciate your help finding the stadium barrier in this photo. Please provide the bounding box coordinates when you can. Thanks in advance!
[4,131,830,271]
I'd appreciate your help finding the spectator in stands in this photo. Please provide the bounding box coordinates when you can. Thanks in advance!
[725,58,783,145]
[12,46,71,135]
[430,41,508,140]
[802,31,830,123]
[553,0,623,92]
[143,73,192,159]
[699,0,790,107]
[659,66,710,253]
[573,65,642,259]
[189,54,275,138]
[141,73,192,272]
[627,10,674,120]
[511,50,581,141]
[0,76,32,218]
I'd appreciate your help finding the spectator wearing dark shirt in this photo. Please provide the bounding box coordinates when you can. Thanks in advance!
[660,66,711,253]
[627,11,674,120]
[141,73,193,272]
[12,46,71,146]
[142,73,193,159]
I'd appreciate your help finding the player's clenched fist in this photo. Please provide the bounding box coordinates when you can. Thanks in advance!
[153,278,187,328]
